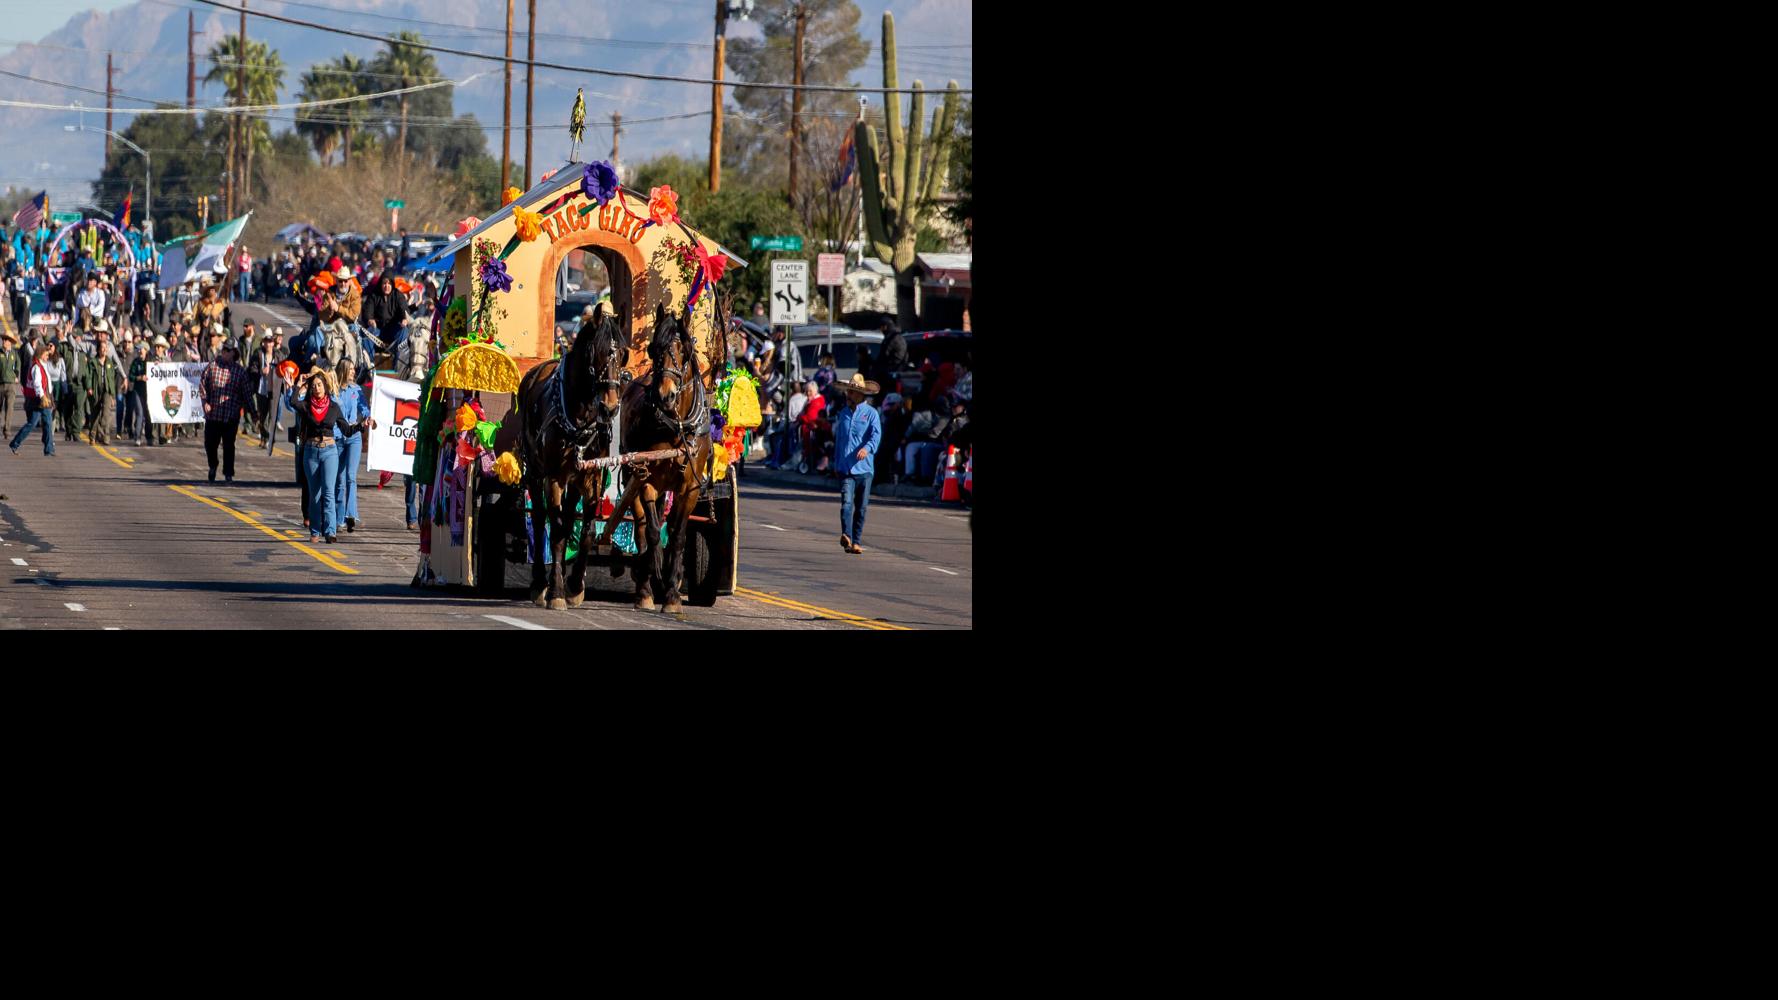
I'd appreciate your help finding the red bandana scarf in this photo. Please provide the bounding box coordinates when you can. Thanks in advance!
[308,393,331,423]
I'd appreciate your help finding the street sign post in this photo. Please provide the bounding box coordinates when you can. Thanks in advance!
[751,235,804,252]
[50,211,81,226]
[817,253,843,342]
[769,259,808,326]
[385,199,404,233]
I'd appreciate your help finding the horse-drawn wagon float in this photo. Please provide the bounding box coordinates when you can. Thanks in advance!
[409,139,758,613]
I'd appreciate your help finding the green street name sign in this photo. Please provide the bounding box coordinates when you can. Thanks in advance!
[50,211,82,226]
[385,199,405,209]
[750,235,803,251]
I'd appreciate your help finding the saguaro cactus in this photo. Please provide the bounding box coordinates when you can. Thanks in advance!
[856,12,960,329]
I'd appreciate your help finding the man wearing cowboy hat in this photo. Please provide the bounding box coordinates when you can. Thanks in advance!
[831,372,883,555]
[84,322,123,445]
[0,327,19,440]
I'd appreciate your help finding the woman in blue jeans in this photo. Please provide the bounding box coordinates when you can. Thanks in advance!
[281,368,374,543]
[330,359,368,532]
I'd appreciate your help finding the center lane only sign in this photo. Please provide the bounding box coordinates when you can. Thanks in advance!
[770,260,809,325]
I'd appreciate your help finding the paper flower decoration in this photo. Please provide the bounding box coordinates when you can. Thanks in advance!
[454,404,479,434]
[440,303,467,342]
[582,161,619,207]
[648,184,680,226]
[512,206,544,243]
[691,240,727,284]
[452,216,482,238]
[494,451,523,485]
[478,258,513,293]
[540,168,558,183]
[502,186,522,206]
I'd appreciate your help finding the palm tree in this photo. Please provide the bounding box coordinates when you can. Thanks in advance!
[204,37,285,203]
[369,32,438,193]
[295,55,367,166]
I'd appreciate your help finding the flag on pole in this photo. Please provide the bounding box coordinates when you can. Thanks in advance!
[11,190,47,232]
[831,128,856,192]
[113,189,133,230]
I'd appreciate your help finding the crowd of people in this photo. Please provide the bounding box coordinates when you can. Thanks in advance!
[734,319,973,495]
[5,227,438,547]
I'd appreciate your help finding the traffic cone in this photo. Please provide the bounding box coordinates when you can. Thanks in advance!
[940,445,962,502]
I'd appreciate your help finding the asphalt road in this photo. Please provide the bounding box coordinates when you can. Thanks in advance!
[1,300,972,630]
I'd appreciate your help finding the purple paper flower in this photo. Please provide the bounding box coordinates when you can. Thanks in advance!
[711,412,726,436]
[582,161,620,207]
[479,258,513,294]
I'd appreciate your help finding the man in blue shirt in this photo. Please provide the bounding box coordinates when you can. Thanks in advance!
[830,372,882,555]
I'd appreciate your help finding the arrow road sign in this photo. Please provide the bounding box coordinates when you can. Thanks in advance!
[770,260,808,325]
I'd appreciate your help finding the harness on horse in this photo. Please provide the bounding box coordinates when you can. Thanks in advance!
[546,362,607,461]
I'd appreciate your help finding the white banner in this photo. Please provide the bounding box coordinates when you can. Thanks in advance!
[367,374,422,475]
[145,361,208,424]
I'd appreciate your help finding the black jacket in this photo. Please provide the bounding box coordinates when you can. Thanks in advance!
[362,287,406,333]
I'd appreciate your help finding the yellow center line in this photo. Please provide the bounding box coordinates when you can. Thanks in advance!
[167,484,358,575]
[733,586,910,630]
[240,432,288,457]
[90,442,136,469]
[735,588,897,630]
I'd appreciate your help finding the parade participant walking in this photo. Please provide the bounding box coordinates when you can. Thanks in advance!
[235,246,253,302]
[331,359,368,532]
[282,368,374,543]
[125,341,149,444]
[246,327,280,437]
[84,326,123,445]
[831,373,881,554]
[196,282,227,335]
[200,340,253,483]
[142,336,172,445]
[0,329,18,439]
[9,342,55,456]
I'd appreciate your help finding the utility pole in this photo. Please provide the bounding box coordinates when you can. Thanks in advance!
[610,112,621,167]
[235,0,247,211]
[710,0,728,193]
[789,3,806,205]
[187,11,196,109]
[501,0,513,193]
[104,52,116,166]
[524,0,535,188]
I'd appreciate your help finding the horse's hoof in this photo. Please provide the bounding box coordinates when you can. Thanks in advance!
[531,590,549,607]
[566,591,585,608]
[663,600,684,615]
[636,594,655,611]
[548,598,568,611]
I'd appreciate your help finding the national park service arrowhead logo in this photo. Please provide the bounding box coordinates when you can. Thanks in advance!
[162,384,184,418]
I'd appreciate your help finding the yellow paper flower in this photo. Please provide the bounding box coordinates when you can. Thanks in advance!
[502,186,522,206]
[513,205,544,242]
[493,451,523,485]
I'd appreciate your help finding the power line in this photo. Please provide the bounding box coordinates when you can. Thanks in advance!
[146,0,718,49]
[182,0,970,94]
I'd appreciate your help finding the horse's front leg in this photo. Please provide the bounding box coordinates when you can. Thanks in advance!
[661,486,695,614]
[635,493,662,611]
[547,480,570,610]
[565,474,594,607]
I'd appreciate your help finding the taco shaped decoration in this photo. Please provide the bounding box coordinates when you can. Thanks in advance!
[162,384,184,419]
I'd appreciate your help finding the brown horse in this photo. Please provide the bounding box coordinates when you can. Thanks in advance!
[597,300,714,613]
[511,308,627,609]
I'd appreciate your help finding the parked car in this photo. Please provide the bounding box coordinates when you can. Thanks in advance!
[789,325,881,383]
[893,329,972,399]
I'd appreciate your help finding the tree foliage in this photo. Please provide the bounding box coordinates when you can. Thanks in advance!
[722,0,869,192]
[632,154,807,310]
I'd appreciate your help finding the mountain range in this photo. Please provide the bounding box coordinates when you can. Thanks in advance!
[0,0,972,214]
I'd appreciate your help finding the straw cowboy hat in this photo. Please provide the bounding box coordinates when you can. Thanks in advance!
[840,372,879,397]
[151,335,169,347]
[90,317,109,332]
[2,328,19,343]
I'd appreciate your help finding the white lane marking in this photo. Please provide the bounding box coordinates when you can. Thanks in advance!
[64,603,86,612]
[485,614,551,631]
[930,567,959,576]
[104,627,121,631]
[760,524,787,531]
[10,557,26,565]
